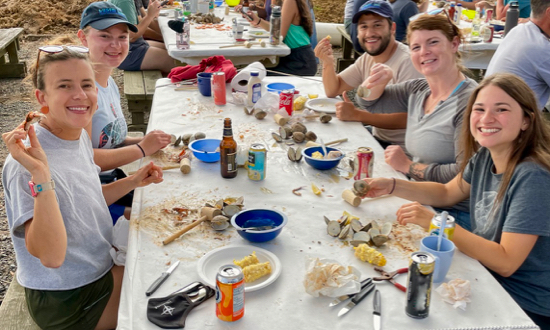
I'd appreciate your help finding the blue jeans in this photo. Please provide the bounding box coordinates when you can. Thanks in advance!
[434,208,472,232]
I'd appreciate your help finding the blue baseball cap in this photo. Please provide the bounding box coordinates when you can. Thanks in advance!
[352,0,394,23]
[80,2,138,32]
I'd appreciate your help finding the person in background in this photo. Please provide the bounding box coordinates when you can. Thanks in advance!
[340,13,478,230]
[107,0,176,74]
[389,0,419,42]
[486,0,550,116]
[496,0,531,19]
[413,0,429,12]
[362,73,550,330]
[241,0,317,75]
[78,2,172,222]
[345,0,357,34]
[315,0,422,150]
[350,0,369,53]
[455,0,481,10]
[134,0,164,42]
[2,45,163,330]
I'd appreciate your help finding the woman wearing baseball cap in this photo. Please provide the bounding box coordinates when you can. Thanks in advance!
[78,2,172,224]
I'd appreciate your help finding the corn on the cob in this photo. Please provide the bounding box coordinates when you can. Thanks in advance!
[354,244,387,267]
[293,96,307,111]
[242,262,272,282]
[233,251,259,268]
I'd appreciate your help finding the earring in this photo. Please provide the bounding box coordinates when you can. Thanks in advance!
[40,106,49,114]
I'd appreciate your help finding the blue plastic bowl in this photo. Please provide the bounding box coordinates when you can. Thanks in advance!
[302,146,344,170]
[189,139,221,163]
[215,0,223,6]
[491,23,504,32]
[266,82,295,94]
[231,209,288,243]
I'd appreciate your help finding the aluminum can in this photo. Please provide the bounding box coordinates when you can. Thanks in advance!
[428,214,456,240]
[279,90,293,116]
[485,9,494,23]
[482,25,494,43]
[353,147,374,180]
[247,143,266,181]
[212,72,226,106]
[216,265,245,322]
[406,252,435,319]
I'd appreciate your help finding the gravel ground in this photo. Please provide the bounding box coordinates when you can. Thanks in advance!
[0,35,345,305]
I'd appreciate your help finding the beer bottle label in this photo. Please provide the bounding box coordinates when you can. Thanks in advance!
[226,152,237,172]
[223,128,233,136]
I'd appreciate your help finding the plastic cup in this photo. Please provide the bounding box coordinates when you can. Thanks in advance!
[197,72,213,96]
[419,236,455,283]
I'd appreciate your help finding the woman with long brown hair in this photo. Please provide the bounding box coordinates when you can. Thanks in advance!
[240,0,317,75]
[362,73,550,329]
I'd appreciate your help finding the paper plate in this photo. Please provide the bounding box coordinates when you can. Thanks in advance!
[247,30,270,38]
[305,97,341,114]
[197,245,282,292]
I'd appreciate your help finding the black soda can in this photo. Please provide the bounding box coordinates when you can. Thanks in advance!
[405,251,435,318]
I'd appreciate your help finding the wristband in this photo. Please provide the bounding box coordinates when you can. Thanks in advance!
[29,180,56,197]
[254,18,262,27]
[136,144,146,157]
[389,178,396,195]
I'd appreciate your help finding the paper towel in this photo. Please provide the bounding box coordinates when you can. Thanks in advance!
[230,62,267,93]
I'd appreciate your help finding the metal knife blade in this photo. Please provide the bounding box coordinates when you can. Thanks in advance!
[373,289,381,330]
[329,278,373,307]
[145,261,180,296]
[337,282,375,317]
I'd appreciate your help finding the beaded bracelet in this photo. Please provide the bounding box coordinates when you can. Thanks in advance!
[136,144,146,157]
[389,178,396,195]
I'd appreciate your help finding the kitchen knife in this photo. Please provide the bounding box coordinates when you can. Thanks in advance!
[146,260,180,296]
[329,278,373,307]
[337,282,376,317]
[373,289,381,330]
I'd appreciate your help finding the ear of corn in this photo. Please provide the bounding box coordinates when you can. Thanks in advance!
[233,251,259,268]
[242,262,272,282]
[354,244,387,267]
[293,96,308,111]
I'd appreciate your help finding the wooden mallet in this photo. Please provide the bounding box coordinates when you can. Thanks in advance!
[162,207,222,245]
[305,138,348,148]
[219,41,253,49]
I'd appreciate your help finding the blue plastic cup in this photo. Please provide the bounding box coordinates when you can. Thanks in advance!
[197,72,212,96]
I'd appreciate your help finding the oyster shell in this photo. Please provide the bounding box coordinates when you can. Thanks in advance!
[182,133,193,145]
[350,219,363,233]
[194,132,206,140]
[292,132,305,143]
[351,231,371,247]
[211,215,230,231]
[339,224,351,239]
[222,204,241,217]
[174,135,182,147]
[279,126,292,139]
[305,131,317,142]
[291,122,307,134]
[352,180,371,197]
[320,114,332,123]
[327,220,341,237]
[272,132,283,142]
[254,109,267,120]
[368,221,391,247]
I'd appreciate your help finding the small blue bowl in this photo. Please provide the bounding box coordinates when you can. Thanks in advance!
[302,146,344,170]
[491,23,504,32]
[189,139,221,163]
[266,82,295,94]
[215,0,223,6]
[231,209,288,243]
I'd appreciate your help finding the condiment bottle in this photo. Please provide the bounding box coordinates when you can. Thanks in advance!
[504,1,519,36]
[454,3,462,24]
[246,71,262,108]
[448,2,456,25]
[220,118,238,178]
[176,17,190,49]
[470,7,482,43]
[270,6,281,46]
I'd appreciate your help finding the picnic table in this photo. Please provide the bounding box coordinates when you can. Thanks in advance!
[117,76,539,330]
[158,6,290,65]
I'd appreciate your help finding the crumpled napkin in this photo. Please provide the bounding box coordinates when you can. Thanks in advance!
[109,216,129,266]
[304,258,361,297]
[436,278,471,311]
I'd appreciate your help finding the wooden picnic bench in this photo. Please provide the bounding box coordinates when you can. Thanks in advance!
[0,28,27,78]
[0,277,40,330]
[124,70,163,133]
[335,25,361,73]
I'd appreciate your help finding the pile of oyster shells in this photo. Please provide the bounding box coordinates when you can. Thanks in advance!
[325,215,392,247]
[204,196,244,231]
[272,122,318,162]
[172,132,206,147]
[189,12,223,24]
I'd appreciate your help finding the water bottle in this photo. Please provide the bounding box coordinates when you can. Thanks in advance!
[455,4,462,24]
[270,6,281,45]
[176,17,190,49]
[504,1,519,36]
[470,7,482,43]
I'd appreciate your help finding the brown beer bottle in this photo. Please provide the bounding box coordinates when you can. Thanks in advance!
[220,118,238,178]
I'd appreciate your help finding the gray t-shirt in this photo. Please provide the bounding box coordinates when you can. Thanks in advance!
[486,22,550,110]
[463,148,550,316]
[2,125,113,290]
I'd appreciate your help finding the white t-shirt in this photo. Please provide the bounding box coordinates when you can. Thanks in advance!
[339,42,423,148]
[92,76,128,149]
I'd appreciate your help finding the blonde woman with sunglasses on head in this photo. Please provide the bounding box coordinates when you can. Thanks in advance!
[1,45,163,330]
[77,2,172,223]
[338,12,478,230]
[361,73,550,330]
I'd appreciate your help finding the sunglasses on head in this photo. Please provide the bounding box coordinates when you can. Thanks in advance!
[410,8,453,23]
[35,45,89,85]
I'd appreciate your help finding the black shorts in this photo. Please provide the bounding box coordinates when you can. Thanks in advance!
[271,45,317,76]
[25,271,114,330]
[118,37,149,71]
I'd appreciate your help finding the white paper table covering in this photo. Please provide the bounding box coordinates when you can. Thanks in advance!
[159,7,290,65]
[117,77,538,330]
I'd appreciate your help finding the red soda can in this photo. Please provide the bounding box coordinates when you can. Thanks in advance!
[212,72,226,106]
[215,265,245,322]
[485,9,493,23]
[279,90,293,116]
[482,25,494,43]
[353,147,374,180]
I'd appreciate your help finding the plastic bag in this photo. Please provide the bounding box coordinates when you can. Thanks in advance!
[303,258,361,297]
[253,92,280,113]
[109,216,129,266]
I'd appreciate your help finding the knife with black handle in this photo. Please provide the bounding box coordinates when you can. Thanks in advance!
[329,278,373,307]
[337,282,376,316]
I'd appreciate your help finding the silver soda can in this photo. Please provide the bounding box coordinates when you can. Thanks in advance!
[406,252,435,319]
